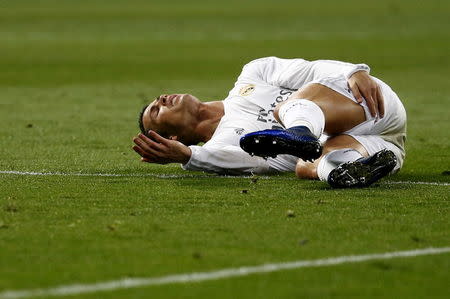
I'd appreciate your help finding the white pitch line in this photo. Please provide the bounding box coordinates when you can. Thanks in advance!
[385,181,450,186]
[0,170,258,180]
[1,170,449,186]
[0,247,449,299]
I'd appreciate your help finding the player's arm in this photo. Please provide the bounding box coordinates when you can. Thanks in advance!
[289,59,384,118]
[240,57,384,118]
[183,143,272,175]
[133,131,271,174]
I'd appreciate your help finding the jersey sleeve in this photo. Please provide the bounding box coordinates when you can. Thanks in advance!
[237,56,370,89]
[181,123,276,175]
[182,143,273,175]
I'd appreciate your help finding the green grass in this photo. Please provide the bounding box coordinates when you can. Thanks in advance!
[0,0,449,298]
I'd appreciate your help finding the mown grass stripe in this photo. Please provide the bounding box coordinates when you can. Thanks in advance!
[0,247,449,299]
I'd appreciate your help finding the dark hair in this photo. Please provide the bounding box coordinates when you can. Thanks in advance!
[138,104,149,136]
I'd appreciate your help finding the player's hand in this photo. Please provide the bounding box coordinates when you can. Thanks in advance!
[132,131,191,165]
[348,71,385,119]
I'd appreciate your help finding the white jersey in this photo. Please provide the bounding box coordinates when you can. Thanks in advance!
[182,57,376,175]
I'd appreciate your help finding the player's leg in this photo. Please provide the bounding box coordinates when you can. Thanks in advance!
[274,83,367,135]
[295,134,368,179]
[297,134,399,188]
[240,84,366,161]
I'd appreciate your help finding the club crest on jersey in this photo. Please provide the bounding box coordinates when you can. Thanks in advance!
[239,84,255,96]
[234,128,245,135]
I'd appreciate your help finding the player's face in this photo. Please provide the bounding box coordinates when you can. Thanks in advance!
[141,94,201,139]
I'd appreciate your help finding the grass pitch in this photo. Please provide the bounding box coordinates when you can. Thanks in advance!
[0,0,449,298]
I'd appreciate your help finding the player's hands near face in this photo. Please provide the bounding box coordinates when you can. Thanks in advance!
[348,71,385,119]
[132,131,191,165]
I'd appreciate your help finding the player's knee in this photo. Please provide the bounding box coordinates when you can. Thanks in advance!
[274,91,308,124]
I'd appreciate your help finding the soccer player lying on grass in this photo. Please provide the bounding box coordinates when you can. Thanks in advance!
[133,57,406,188]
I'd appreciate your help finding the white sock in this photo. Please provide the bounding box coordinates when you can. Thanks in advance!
[317,148,363,181]
[278,99,325,138]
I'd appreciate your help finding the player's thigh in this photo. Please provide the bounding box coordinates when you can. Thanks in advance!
[274,84,366,133]
[295,134,368,179]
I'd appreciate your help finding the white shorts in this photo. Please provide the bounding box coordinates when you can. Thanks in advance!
[311,75,407,172]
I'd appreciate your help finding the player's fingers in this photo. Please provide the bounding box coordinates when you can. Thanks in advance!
[137,133,166,151]
[148,130,171,145]
[365,93,377,117]
[132,145,150,158]
[141,157,157,163]
[142,156,168,165]
[133,144,166,164]
[133,144,154,158]
[133,137,153,152]
[376,85,385,118]
[133,144,162,160]
[136,133,154,145]
[371,91,379,118]
[349,83,364,103]
[133,138,163,157]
